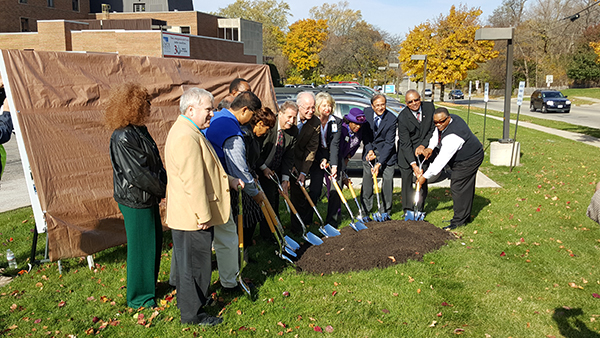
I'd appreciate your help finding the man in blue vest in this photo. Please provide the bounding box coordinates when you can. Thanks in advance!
[417,107,484,231]
[204,91,265,293]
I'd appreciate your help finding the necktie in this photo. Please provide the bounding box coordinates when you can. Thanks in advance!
[416,111,421,122]
[270,130,284,169]
[374,115,381,132]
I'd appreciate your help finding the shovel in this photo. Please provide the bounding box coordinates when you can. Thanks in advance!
[368,161,389,221]
[326,166,367,231]
[255,180,299,254]
[259,201,295,264]
[236,186,251,297]
[343,171,370,223]
[290,170,340,237]
[405,158,426,221]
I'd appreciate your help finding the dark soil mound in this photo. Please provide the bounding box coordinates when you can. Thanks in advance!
[296,220,455,275]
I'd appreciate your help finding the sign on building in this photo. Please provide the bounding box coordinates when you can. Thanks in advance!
[162,33,190,58]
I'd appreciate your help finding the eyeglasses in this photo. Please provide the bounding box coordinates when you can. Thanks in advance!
[406,98,421,105]
[434,116,449,125]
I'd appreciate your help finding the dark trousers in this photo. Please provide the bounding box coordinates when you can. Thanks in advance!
[118,204,162,309]
[449,151,484,226]
[360,161,395,215]
[400,166,428,213]
[171,228,214,324]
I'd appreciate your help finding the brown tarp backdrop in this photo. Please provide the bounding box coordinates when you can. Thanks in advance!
[0,49,277,261]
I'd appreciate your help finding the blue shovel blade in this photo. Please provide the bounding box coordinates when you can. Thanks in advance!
[321,224,341,237]
[381,213,391,221]
[283,246,297,257]
[353,220,368,230]
[278,251,295,264]
[284,236,300,251]
[304,231,324,246]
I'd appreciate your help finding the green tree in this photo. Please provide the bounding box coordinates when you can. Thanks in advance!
[216,0,291,29]
[399,5,498,101]
[568,23,600,86]
[282,19,328,83]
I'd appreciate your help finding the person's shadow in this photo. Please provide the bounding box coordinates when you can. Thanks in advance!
[552,307,600,338]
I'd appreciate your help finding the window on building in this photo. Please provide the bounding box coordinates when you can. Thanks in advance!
[222,27,239,41]
[133,3,145,11]
[48,0,54,7]
[72,0,79,11]
[180,26,190,34]
[20,17,29,32]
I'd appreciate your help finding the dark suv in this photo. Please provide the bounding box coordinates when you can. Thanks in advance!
[530,90,571,113]
[448,89,464,100]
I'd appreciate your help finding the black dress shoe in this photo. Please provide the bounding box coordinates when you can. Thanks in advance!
[222,284,242,295]
[443,223,465,231]
[197,313,223,326]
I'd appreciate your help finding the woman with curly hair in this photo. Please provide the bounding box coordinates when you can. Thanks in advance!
[106,83,166,309]
[239,107,276,253]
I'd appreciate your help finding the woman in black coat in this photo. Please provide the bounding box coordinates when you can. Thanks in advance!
[105,83,166,309]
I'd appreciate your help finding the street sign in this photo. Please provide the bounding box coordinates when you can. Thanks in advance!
[516,81,525,106]
[384,84,395,94]
[484,82,489,103]
[468,80,472,98]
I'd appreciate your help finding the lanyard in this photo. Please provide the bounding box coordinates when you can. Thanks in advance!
[181,115,202,132]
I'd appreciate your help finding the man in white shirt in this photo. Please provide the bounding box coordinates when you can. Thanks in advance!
[417,107,484,230]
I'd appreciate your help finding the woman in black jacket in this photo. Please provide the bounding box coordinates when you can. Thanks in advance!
[105,83,166,309]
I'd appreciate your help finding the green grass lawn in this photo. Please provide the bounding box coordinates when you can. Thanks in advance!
[562,88,600,101]
[1,107,600,337]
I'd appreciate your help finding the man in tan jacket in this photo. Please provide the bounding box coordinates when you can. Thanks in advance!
[165,87,242,326]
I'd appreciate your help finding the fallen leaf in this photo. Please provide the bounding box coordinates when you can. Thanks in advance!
[500,252,506,257]
[568,282,584,289]
[92,316,99,323]
[282,291,290,297]
[86,296,95,301]
[314,326,322,332]
[417,289,421,294]
[382,309,389,314]
[441,302,453,307]
[277,321,286,328]
[388,256,396,262]
[454,328,465,334]
[325,325,334,332]
[58,301,66,308]
[236,310,242,315]
[429,321,437,327]
[332,291,337,296]
[593,293,600,298]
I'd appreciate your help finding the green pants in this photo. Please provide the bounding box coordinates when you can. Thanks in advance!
[118,204,162,309]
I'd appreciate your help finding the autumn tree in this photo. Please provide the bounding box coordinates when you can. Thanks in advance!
[399,5,498,100]
[568,23,600,86]
[282,19,328,83]
[309,1,362,37]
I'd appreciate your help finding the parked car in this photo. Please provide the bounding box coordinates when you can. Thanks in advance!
[530,90,571,113]
[424,88,432,98]
[448,89,464,100]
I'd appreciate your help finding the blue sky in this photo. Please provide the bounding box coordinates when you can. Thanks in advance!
[194,0,502,37]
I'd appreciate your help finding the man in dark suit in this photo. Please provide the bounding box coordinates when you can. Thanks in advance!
[361,94,397,217]
[397,89,436,215]
[257,101,298,238]
[290,91,320,235]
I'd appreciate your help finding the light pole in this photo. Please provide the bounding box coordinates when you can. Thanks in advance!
[475,27,514,143]
[410,54,427,99]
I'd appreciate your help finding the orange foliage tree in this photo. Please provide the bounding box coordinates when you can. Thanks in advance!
[282,19,328,83]
[399,5,498,100]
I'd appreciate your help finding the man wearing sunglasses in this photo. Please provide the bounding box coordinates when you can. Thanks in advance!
[397,89,436,216]
[417,107,484,231]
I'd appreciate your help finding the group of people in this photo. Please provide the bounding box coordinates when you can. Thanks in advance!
[106,79,483,326]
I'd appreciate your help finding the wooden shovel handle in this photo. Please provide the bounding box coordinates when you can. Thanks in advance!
[347,180,358,199]
[331,179,348,204]
[281,193,298,215]
[263,197,279,228]
[372,172,379,194]
[299,184,316,208]
[260,202,277,235]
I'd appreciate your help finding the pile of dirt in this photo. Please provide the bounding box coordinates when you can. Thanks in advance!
[295,220,455,275]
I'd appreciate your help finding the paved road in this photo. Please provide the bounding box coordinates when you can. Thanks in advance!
[447,97,600,130]
[0,136,29,213]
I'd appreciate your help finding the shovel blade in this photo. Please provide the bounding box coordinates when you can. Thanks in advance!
[283,245,297,257]
[238,277,251,297]
[381,213,391,221]
[372,212,382,222]
[284,236,300,251]
[319,224,341,237]
[353,220,368,230]
[304,231,324,246]
[405,210,426,221]
[277,251,295,264]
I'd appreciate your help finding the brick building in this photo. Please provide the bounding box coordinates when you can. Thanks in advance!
[0,0,90,33]
[0,8,263,64]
